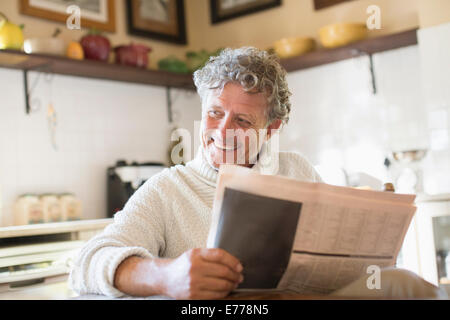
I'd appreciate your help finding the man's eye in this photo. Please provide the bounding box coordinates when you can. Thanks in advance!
[208,110,221,117]
[238,118,251,126]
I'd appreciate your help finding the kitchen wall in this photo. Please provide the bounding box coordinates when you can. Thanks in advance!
[281,22,450,195]
[0,69,201,226]
[281,45,427,188]
[187,0,419,51]
[0,0,187,69]
[417,22,450,194]
[418,0,450,28]
[0,0,421,69]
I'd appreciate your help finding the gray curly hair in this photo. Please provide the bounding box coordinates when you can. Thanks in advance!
[193,47,292,125]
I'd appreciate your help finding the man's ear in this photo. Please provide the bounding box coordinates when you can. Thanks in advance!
[266,119,282,140]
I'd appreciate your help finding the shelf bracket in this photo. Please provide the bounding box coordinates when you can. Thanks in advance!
[166,86,173,123]
[354,50,377,95]
[368,53,377,95]
[22,63,53,115]
[23,69,31,114]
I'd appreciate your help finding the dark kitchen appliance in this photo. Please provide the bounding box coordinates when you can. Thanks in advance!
[107,160,166,218]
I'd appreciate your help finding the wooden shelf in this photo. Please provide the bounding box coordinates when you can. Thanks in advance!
[0,29,418,89]
[280,29,418,72]
[0,49,196,90]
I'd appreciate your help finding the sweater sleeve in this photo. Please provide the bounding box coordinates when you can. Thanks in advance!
[68,175,167,298]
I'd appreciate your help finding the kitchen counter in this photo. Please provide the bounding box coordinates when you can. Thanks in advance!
[0,218,113,239]
[0,279,77,300]
[0,219,113,300]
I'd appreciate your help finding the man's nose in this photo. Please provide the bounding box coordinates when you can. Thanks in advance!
[217,115,236,141]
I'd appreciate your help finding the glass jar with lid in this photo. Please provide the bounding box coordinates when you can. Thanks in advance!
[40,194,62,223]
[14,194,44,225]
[59,193,82,221]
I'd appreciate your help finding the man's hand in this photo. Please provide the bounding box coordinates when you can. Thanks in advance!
[162,248,244,299]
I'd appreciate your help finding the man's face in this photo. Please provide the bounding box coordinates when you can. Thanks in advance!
[200,82,281,170]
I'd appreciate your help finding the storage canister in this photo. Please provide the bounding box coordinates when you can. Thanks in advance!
[41,194,62,222]
[14,194,44,225]
[60,193,82,221]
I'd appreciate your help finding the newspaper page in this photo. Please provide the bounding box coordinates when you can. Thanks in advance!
[207,165,417,295]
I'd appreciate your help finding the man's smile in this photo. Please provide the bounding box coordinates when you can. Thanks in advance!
[209,137,239,151]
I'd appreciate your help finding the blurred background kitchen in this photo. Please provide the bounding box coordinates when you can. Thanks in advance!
[0,0,449,299]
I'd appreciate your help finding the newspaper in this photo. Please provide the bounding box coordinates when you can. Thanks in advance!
[206,165,416,295]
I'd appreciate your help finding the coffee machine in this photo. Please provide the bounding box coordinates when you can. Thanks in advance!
[107,160,166,217]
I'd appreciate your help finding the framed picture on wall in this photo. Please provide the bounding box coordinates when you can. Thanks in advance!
[20,0,116,32]
[126,0,187,45]
[313,0,356,10]
[210,0,282,24]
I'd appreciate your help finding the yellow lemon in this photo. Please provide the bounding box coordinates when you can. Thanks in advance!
[66,41,84,60]
[0,13,24,50]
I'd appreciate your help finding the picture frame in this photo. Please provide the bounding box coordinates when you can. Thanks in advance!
[19,0,116,32]
[126,0,187,45]
[210,0,282,24]
[313,0,356,10]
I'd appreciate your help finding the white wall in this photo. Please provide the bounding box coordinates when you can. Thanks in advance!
[0,69,202,226]
[418,22,450,194]
[281,41,450,194]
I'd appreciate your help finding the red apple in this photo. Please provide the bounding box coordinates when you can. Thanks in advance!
[80,30,111,62]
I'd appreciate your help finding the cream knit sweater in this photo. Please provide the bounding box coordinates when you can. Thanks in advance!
[68,146,323,297]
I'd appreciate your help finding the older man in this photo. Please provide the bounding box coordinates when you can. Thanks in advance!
[69,47,446,299]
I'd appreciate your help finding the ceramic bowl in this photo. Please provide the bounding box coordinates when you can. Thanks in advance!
[318,23,368,48]
[273,37,315,59]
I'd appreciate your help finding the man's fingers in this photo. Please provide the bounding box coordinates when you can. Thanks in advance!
[197,277,238,293]
[200,261,243,283]
[199,248,243,273]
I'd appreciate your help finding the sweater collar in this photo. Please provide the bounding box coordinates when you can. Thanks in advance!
[186,143,279,186]
[186,147,219,186]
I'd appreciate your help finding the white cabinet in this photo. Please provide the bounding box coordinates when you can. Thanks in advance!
[0,219,112,299]
[399,194,450,294]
